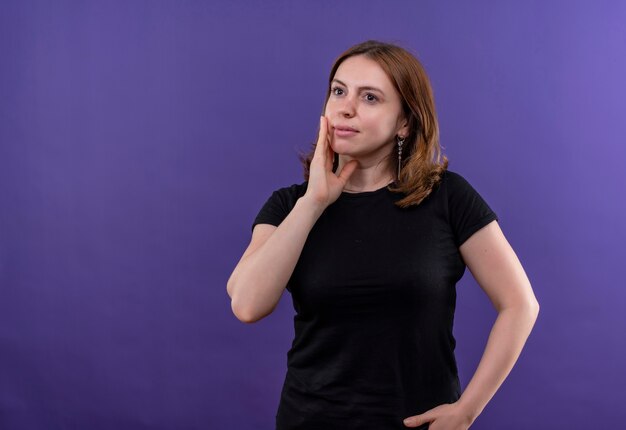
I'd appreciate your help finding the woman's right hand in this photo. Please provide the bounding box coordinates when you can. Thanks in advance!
[303,116,359,210]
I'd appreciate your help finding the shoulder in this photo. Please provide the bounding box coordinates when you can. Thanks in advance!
[442,169,499,246]
[269,181,308,202]
[441,169,470,187]
[440,169,485,196]
[252,181,308,231]
[259,180,309,214]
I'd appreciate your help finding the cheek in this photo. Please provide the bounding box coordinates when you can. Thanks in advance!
[362,114,394,134]
[324,102,337,117]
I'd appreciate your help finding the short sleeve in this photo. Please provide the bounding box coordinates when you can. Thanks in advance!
[251,182,308,232]
[445,171,499,247]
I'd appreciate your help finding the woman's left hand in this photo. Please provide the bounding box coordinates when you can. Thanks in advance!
[403,402,474,429]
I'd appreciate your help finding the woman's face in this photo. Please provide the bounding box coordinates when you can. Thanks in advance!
[324,55,408,167]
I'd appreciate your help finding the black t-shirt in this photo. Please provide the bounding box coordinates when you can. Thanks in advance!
[252,170,498,430]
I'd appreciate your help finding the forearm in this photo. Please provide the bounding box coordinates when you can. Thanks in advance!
[457,304,540,422]
[229,196,324,322]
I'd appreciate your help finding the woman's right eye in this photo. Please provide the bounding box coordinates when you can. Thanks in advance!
[331,87,343,95]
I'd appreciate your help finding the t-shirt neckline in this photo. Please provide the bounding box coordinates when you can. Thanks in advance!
[339,181,396,198]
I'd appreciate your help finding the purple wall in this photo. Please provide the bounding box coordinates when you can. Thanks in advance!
[1,1,624,429]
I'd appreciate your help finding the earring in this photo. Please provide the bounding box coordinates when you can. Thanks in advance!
[397,136,405,178]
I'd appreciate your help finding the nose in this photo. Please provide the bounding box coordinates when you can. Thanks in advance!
[337,94,356,118]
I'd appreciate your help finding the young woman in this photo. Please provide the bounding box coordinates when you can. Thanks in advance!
[227,40,539,430]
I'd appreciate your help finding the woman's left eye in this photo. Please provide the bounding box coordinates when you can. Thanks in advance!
[331,87,377,102]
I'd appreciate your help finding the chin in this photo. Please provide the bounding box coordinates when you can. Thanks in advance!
[330,142,353,155]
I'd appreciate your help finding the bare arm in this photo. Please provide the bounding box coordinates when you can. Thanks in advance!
[227,196,324,323]
[404,220,540,428]
[227,116,358,323]
[455,220,540,421]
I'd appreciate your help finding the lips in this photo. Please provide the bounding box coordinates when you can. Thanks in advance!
[334,125,358,132]
[334,127,359,138]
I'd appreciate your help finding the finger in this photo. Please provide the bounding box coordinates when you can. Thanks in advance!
[325,120,336,170]
[403,412,432,427]
[313,116,327,163]
[336,159,358,183]
[326,137,334,171]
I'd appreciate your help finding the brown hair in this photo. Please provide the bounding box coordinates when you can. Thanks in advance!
[298,40,448,208]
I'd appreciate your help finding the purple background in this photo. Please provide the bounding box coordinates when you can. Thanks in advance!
[1,1,624,429]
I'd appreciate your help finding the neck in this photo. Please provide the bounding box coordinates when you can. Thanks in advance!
[337,156,395,193]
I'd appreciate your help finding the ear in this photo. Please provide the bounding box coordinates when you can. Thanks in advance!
[397,116,410,139]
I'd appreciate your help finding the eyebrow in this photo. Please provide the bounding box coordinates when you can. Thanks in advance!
[331,79,385,96]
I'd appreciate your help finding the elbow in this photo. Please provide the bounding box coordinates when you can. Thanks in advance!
[227,275,278,324]
[499,297,540,320]
[229,295,267,324]
[521,298,540,325]
[521,297,540,317]
[531,299,540,319]
[227,277,260,323]
[528,291,540,316]
[231,302,261,324]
